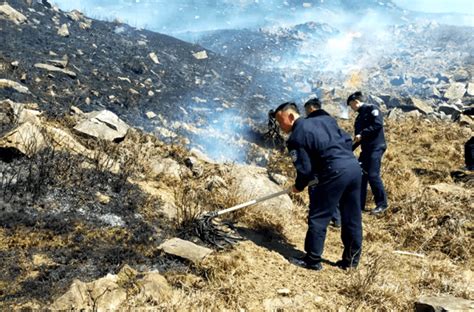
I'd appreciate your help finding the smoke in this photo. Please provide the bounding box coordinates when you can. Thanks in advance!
[49,0,473,163]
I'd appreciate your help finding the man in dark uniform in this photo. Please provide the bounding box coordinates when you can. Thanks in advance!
[273,101,362,271]
[304,98,342,228]
[347,91,388,215]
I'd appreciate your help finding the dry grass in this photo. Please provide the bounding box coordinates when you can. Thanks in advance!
[2,116,472,310]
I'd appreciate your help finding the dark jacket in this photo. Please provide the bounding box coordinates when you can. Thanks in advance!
[354,103,386,150]
[287,112,357,191]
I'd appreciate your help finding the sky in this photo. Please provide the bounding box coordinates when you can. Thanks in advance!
[393,0,473,14]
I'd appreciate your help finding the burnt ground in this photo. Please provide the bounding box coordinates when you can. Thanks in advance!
[0,145,186,305]
[1,0,288,130]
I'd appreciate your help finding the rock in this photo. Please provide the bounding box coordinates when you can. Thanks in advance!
[159,238,213,264]
[277,288,291,296]
[50,279,92,311]
[0,121,46,156]
[426,86,441,98]
[96,192,110,204]
[134,271,172,304]
[146,111,157,119]
[458,114,473,127]
[184,156,203,177]
[411,76,427,84]
[67,9,83,22]
[45,127,93,157]
[154,126,178,139]
[149,157,182,181]
[467,83,474,97]
[436,73,450,83]
[79,20,92,30]
[90,275,127,310]
[437,104,461,119]
[32,254,57,267]
[0,3,27,25]
[410,97,433,114]
[426,183,467,195]
[0,99,41,124]
[387,108,403,120]
[406,110,422,118]
[444,82,466,100]
[390,76,404,86]
[415,295,473,312]
[48,55,68,68]
[452,69,470,82]
[73,110,130,141]
[149,52,160,64]
[192,50,208,60]
[367,94,385,109]
[0,79,30,93]
[50,264,171,311]
[230,165,293,217]
[34,63,76,78]
[58,23,70,37]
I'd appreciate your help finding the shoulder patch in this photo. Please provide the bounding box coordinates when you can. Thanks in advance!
[289,150,298,163]
[371,109,379,116]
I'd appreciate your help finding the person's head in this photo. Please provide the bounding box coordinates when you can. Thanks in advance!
[347,91,364,111]
[272,102,300,133]
[304,98,322,116]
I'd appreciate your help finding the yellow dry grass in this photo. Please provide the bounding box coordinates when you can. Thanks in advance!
[162,117,472,311]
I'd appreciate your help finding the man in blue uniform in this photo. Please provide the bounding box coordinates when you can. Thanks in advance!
[304,98,342,228]
[273,101,362,271]
[347,91,388,215]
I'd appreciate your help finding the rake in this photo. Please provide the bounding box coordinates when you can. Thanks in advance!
[194,179,318,249]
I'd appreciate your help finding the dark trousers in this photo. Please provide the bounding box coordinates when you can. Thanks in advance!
[465,137,474,170]
[305,161,363,266]
[359,146,387,209]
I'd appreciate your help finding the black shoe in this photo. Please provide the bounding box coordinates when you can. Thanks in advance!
[335,260,358,270]
[370,205,388,215]
[289,257,323,271]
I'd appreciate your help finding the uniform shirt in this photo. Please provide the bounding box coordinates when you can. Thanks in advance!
[287,112,356,191]
[354,103,386,150]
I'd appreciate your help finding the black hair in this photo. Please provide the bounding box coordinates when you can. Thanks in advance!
[304,98,322,110]
[347,91,364,105]
[271,102,300,117]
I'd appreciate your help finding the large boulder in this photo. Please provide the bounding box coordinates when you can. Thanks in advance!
[229,164,293,218]
[73,110,130,141]
[410,97,433,114]
[443,82,466,100]
[149,157,183,182]
[50,265,172,310]
[0,121,45,156]
[0,99,40,124]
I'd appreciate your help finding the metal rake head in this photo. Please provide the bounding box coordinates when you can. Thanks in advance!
[194,211,243,249]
